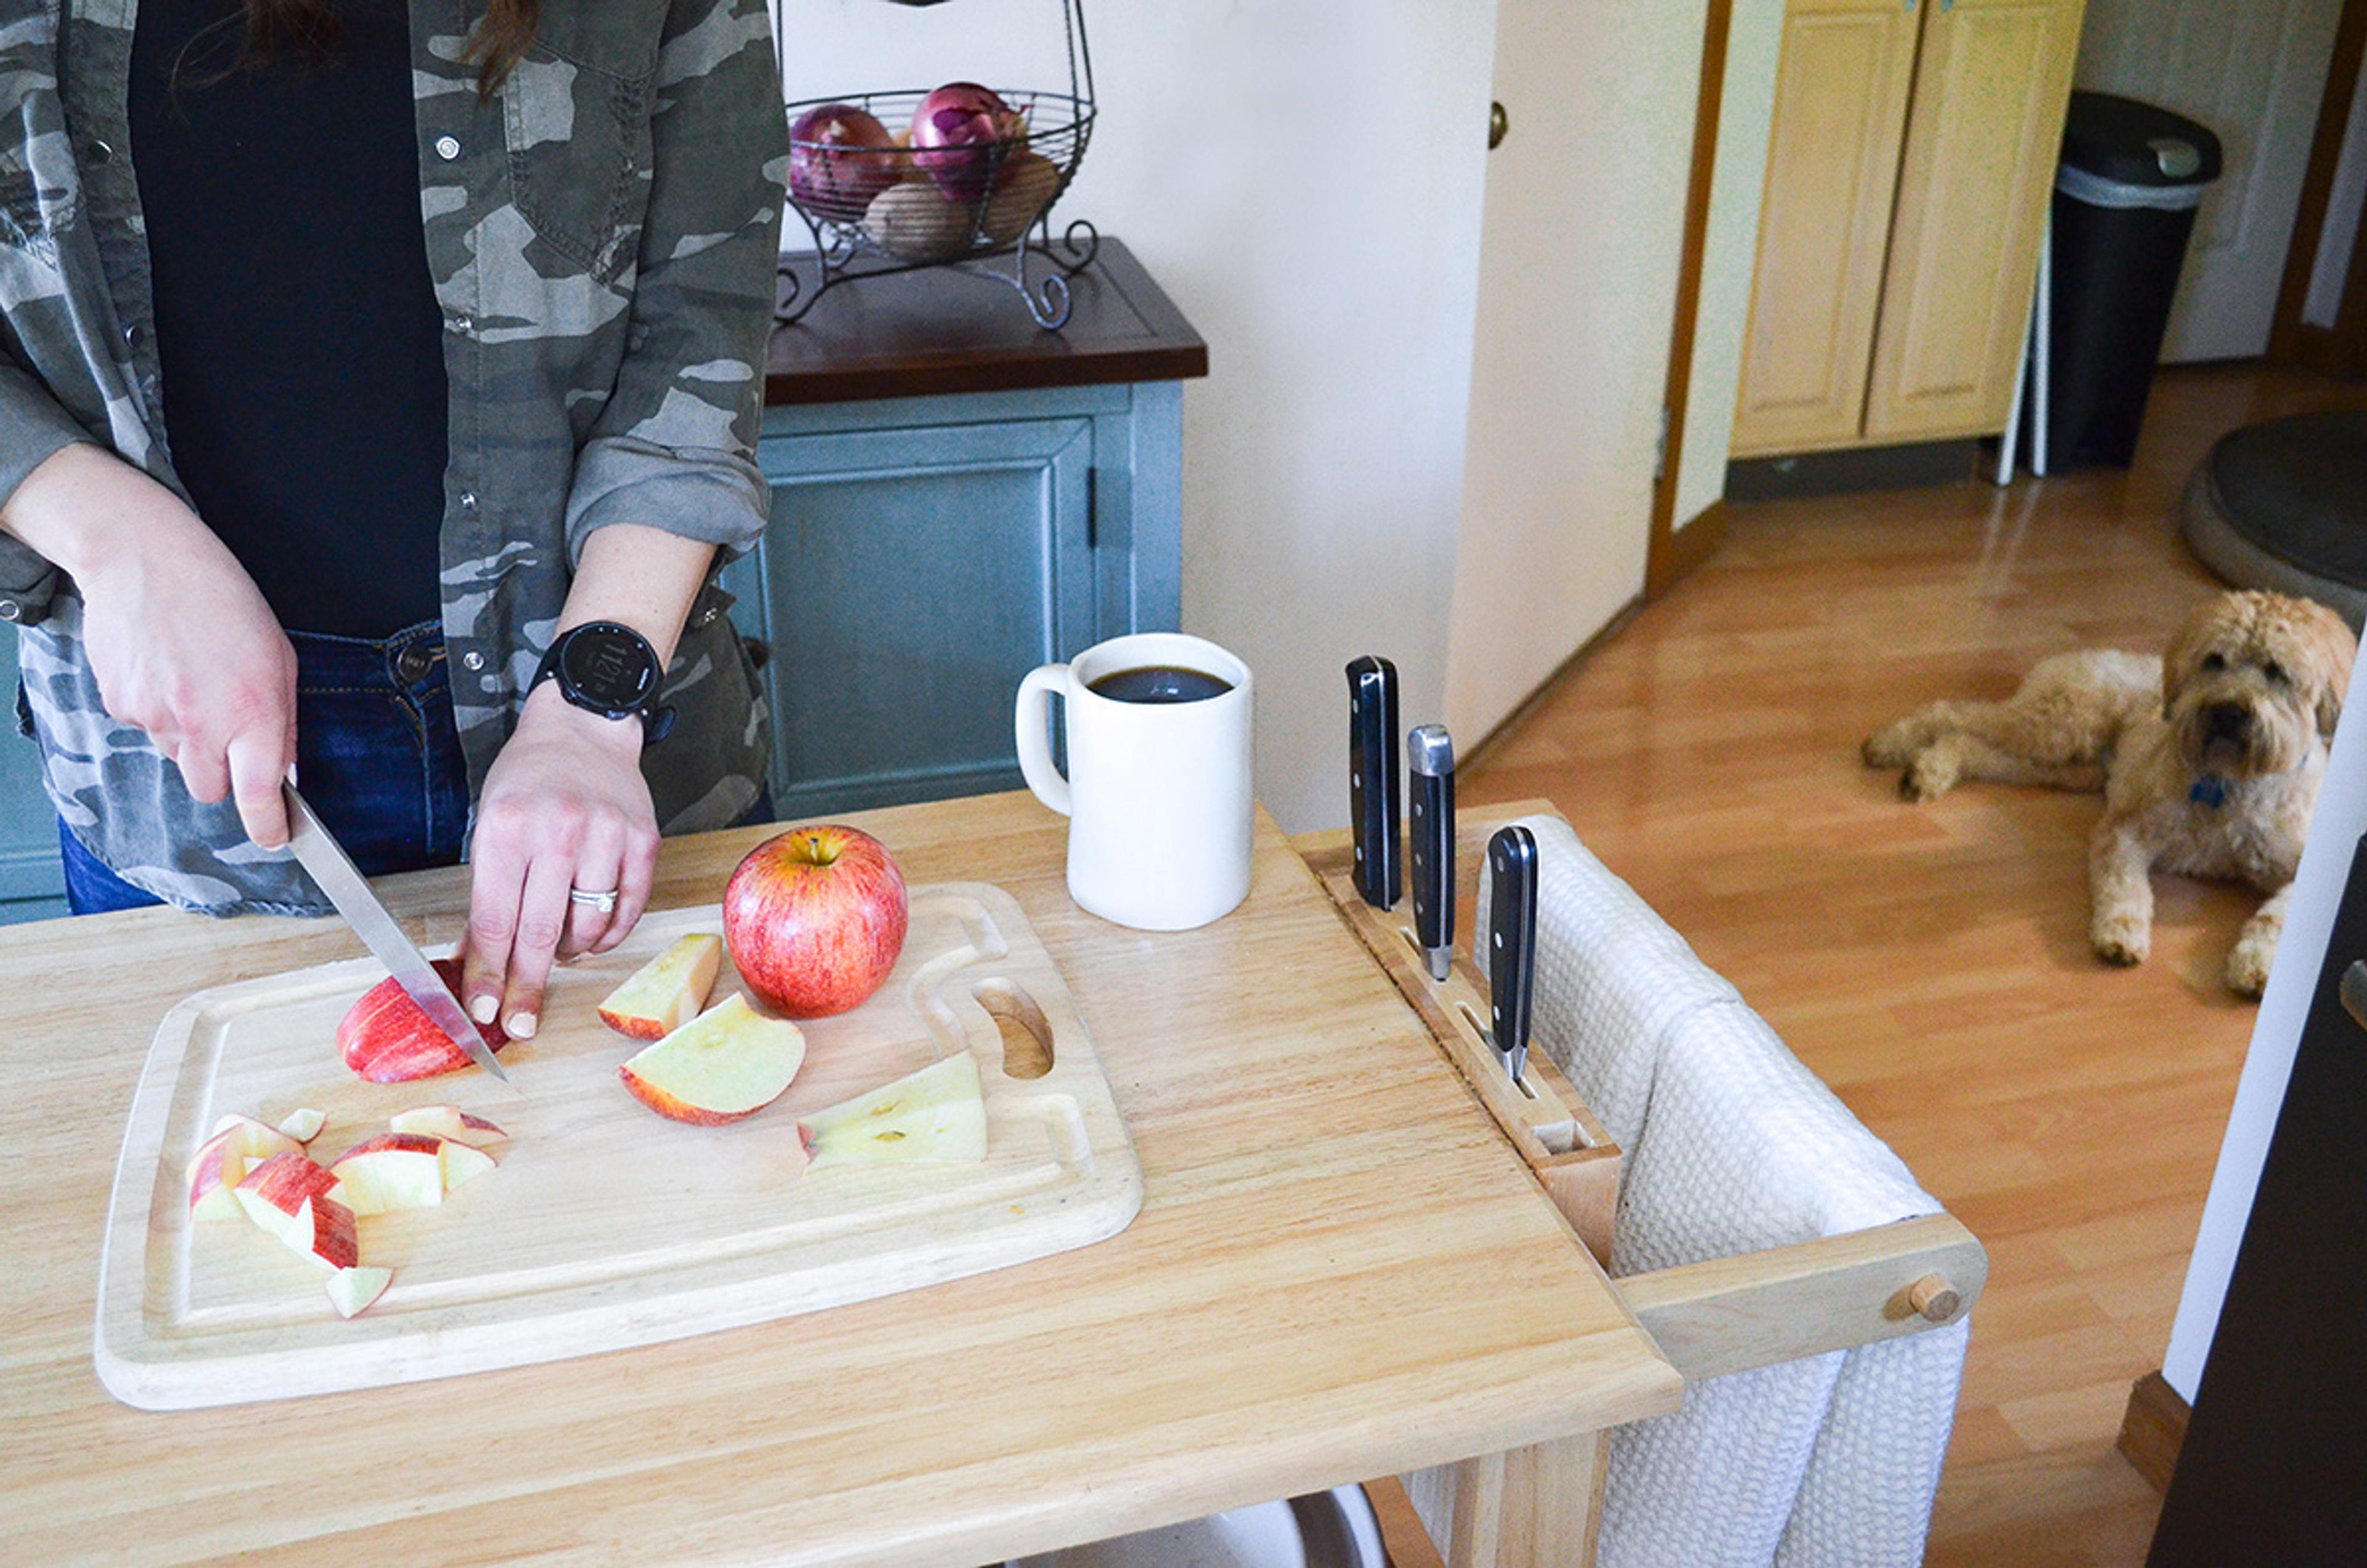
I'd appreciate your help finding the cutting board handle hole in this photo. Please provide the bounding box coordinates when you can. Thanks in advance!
[975,979,1055,1080]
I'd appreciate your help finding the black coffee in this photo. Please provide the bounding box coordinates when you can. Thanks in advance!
[1087,664,1233,704]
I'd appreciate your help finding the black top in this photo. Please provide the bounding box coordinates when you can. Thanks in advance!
[2061,91,2224,189]
[129,0,448,639]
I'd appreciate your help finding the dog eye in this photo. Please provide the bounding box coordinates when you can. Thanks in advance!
[2201,653,2226,671]
[2265,660,2289,684]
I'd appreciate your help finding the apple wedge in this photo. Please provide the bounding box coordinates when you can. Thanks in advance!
[386,1105,507,1146]
[618,994,806,1125]
[338,957,510,1083]
[186,1114,305,1220]
[325,1133,446,1217]
[439,1138,497,1191]
[234,1153,359,1272]
[324,1265,394,1319]
[597,933,724,1040]
[275,1107,327,1144]
[799,1052,988,1169]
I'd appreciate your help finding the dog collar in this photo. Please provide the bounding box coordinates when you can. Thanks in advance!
[2190,774,2230,811]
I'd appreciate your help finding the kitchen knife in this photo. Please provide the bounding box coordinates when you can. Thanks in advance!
[1407,724,1455,982]
[1486,824,1539,1087]
[281,782,512,1085]
[1346,655,1402,911]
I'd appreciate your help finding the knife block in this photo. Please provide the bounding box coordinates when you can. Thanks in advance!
[1296,825,1622,1267]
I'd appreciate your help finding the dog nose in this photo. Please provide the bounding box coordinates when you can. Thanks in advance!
[2205,703,2252,741]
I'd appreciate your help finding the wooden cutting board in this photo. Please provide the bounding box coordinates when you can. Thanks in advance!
[94,882,1141,1411]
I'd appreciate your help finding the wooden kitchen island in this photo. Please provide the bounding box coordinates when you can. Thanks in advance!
[0,791,1680,1566]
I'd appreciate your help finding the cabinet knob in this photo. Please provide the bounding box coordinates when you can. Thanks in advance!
[1489,101,1508,151]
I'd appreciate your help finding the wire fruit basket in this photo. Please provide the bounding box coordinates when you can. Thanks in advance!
[777,0,1098,330]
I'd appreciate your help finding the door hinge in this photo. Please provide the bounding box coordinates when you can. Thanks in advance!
[1085,466,1098,549]
[1654,406,1672,484]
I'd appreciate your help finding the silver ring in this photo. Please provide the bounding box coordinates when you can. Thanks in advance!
[569,887,619,915]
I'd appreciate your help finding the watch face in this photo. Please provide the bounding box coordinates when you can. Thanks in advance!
[557,624,659,713]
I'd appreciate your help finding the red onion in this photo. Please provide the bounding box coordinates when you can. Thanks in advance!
[909,82,1024,204]
[789,104,901,223]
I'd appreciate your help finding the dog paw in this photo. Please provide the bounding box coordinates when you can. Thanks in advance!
[2226,941,2274,1000]
[1900,752,1958,802]
[2091,914,2150,968]
[1863,724,1918,769]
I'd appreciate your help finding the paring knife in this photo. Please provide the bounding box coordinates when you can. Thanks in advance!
[1407,724,1455,982]
[1346,655,1402,911]
[1486,825,1539,1087]
[281,782,512,1085]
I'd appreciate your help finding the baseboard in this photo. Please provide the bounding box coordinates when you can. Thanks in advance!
[1458,593,1645,775]
[1648,499,1728,600]
[1725,438,1984,502]
[2117,1370,2191,1492]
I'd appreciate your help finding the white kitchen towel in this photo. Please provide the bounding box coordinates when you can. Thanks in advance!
[1601,998,1966,1568]
[1473,815,1739,1151]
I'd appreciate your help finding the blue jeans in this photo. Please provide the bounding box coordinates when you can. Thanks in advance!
[60,621,471,915]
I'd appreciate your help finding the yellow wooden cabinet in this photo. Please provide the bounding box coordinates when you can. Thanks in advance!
[1732,0,2085,459]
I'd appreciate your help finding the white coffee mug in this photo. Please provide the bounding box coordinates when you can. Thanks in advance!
[1015,633,1254,931]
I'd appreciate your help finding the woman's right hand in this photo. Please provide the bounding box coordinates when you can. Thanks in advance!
[0,444,296,848]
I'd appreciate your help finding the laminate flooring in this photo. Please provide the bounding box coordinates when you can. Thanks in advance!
[1461,365,2367,1567]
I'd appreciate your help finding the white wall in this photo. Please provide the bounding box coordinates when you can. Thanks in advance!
[775,0,1500,831]
[2163,652,2367,1400]
[1442,0,1707,745]
[1672,0,1784,532]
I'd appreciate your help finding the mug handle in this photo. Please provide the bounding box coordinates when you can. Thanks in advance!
[1015,663,1073,816]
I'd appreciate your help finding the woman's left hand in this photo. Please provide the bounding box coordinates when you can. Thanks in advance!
[460,682,658,1039]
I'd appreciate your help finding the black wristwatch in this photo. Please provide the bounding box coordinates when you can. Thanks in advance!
[530,621,676,743]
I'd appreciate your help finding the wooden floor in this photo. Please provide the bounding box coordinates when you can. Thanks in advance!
[1463,364,2367,1567]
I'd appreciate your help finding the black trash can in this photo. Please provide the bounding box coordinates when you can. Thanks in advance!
[2036,91,2222,471]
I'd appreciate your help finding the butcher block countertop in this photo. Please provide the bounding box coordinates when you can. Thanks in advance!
[0,791,1678,1567]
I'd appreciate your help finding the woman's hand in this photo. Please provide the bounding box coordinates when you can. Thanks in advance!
[1,444,295,847]
[460,680,660,1039]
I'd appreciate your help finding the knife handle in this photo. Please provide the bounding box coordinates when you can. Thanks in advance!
[1407,725,1455,968]
[1347,656,1402,911]
[1487,825,1539,1077]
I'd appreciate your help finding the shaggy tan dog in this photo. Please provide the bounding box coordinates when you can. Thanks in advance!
[1864,590,2356,997]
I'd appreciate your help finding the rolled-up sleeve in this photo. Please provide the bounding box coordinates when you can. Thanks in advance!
[0,348,89,624]
[562,0,788,566]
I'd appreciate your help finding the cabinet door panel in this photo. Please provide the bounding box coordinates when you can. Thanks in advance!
[742,419,1094,817]
[0,634,67,925]
[1732,0,1925,458]
[1864,0,2083,443]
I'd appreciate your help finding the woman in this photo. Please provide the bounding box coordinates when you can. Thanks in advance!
[0,0,787,1040]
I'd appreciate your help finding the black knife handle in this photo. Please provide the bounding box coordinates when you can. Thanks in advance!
[1487,825,1539,1069]
[1347,656,1402,911]
[1407,725,1455,961]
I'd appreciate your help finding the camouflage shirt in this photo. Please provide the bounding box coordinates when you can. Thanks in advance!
[0,0,789,914]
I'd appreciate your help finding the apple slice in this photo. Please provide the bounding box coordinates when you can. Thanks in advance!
[597,933,724,1040]
[338,957,510,1083]
[439,1138,497,1191]
[618,994,806,1125]
[234,1154,359,1271]
[325,1133,446,1217]
[324,1265,394,1319]
[187,1114,305,1220]
[799,1052,987,1169]
[387,1105,508,1146]
[275,1107,327,1144]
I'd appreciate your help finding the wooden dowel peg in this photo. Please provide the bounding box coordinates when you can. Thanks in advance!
[1907,1273,1961,1323]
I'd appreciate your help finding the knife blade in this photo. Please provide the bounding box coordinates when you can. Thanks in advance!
[282,782,512,1085]
[1486,824,1539,1087]
[1406,724,1455,982]
[1346,655,1402,912]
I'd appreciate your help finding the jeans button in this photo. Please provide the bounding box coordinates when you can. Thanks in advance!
[393,642,434,683]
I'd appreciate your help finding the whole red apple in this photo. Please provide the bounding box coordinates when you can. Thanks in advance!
[723,825,910,1019]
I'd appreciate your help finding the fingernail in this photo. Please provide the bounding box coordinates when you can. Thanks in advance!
[507,1011,538,1039]
[468,994,498,1024]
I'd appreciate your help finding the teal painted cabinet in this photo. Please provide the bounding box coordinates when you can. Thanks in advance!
[730,378,1184,818]
[0,634,65,923]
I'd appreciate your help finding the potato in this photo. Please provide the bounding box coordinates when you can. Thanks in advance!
[983,153,1061,247]
[864,182,976,263]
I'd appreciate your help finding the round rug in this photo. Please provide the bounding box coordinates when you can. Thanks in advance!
[2183,410,2367,631]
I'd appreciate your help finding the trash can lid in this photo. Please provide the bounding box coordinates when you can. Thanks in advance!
[2061,91,2223,188]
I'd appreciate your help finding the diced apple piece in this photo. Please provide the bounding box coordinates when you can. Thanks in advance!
[325,1133,446,1217]
[438,1138,497,1191]
[618,994,806,1125]
[275,1107,327,1144]
[325,1265,393,1319]
[386,1104,508,1145]
[799,1053,988,1169]
[597,933,725,1040]
[186,1115,304,1220]
[234,1154,358,1271]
